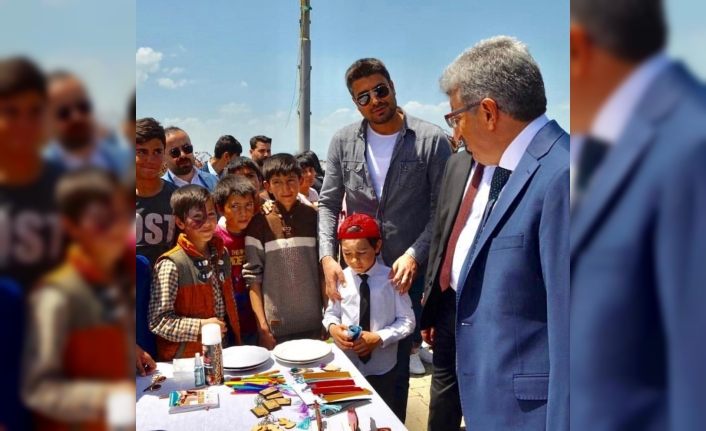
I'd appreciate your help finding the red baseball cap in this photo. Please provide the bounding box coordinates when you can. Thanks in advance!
[337,213,381,240]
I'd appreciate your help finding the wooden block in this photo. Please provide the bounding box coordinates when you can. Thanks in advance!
[275,397,292,406]
[265,392,284,400]
[250,406,269,418]
[322,364,340,372]
[259,387,279,397]
[263,399,281,412]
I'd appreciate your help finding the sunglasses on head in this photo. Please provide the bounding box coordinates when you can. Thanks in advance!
[56,100,92,121]
[355,84,391,107]
[169,143,194,158]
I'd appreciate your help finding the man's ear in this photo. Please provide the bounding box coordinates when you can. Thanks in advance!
[480,98,499,131]
[570,23,591,78]
[175,216,186,231]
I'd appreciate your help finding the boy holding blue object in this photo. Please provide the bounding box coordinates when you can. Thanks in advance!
[322,213,414,409]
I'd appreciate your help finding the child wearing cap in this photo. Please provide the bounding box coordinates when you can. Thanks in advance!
[322,213,415,409]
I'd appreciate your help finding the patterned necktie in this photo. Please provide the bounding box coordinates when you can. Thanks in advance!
[576,136,610,199]
[358,274,371,363]
[438,164,485,291]
[488,167,512,203]
[469,167,513,257]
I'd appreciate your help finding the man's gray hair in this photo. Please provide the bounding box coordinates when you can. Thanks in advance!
[440,36,547,122]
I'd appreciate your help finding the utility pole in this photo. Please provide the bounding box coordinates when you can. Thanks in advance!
[298,0,311,152]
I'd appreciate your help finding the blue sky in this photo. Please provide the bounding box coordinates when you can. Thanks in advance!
[136,0,571,157]
[0,0,135,131]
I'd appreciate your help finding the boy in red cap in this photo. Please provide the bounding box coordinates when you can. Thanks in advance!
[322,213,415,409]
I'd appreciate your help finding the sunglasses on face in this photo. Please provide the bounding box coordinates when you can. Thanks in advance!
[56,100,92,121]
[168,143,194,158]
[355,84,391,107]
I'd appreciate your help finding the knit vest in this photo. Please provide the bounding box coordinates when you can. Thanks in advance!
[34,263,131,431]
[154,242,241,361]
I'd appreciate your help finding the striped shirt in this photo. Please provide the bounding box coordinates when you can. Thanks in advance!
[244,201,323,338]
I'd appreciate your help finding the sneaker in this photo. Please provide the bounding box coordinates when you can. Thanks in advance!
[418,345,433,364]
[409,352,426,375]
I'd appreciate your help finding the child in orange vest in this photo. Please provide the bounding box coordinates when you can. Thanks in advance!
[22,168,134,431]
[148,184,241,361]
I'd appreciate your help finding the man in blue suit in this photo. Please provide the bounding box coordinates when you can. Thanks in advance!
[421,36,569,430]
[570,0,706,429]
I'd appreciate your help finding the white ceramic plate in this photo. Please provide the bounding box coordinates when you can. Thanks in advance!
[272,339,332,363]
[222,345,271,369]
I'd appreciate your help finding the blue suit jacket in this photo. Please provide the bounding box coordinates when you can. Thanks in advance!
[571,63,706,430]
[455,120,570,430]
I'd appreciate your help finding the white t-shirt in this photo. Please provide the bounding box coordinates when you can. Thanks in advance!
[366,125,399,199]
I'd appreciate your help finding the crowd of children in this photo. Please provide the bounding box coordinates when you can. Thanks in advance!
[135,118,415,411]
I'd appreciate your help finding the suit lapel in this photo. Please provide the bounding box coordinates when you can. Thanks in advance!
[457,121,564,295]
[570,62,685,256]
[570,119,654,255]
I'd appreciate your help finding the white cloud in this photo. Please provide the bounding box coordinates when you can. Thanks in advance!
[240,81,249,88]
[157,77,190,89]
[219,102,251,117]
[136,47,163,84]
[163,67,185,75]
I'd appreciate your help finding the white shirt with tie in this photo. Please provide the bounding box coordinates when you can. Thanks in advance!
[449,114,550,290]
[322,259,415,376]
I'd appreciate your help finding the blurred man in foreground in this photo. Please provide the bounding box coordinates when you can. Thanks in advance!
[571,0,706,429]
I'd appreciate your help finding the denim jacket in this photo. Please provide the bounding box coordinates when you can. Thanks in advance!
[318,111,451,271]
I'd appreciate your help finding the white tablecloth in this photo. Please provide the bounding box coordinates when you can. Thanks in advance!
[136,344,408,431]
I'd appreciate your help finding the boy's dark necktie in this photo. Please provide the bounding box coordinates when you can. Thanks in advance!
[359,273,371,363]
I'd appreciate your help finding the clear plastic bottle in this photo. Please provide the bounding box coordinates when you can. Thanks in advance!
[194,353,206,387]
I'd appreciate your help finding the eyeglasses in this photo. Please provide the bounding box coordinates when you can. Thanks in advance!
[143,374,166,392]
[355,84,391,107]
[444,102,480,128]
[229,202,255,213]
[56,100,92,121]
[168,143,194,159]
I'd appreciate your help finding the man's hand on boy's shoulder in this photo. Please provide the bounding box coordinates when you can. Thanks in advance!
[329,324,354,351]
[353,331,382,357]
[322,255,345,302]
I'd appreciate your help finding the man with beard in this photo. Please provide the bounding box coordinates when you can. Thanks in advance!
[44,71,130,174]
[318,58,451,420]
[249,135,272,167]
[162,126,218,191]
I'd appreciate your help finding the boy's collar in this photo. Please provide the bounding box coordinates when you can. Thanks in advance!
[177,233,224,258]
[68,244,112,284]
[274,199,299,215]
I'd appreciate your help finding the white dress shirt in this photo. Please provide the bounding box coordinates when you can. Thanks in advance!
[167,167,209,188]
[449,114,549,290]
[569,53,671,200]
[322,259,415,376]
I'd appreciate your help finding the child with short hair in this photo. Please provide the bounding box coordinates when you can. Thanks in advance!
[213,176,259,345]
[22,168,134,429]
[222,156,268,210]
[322,213,415,408]
[149,185,241,361]
[244,154,324,348]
